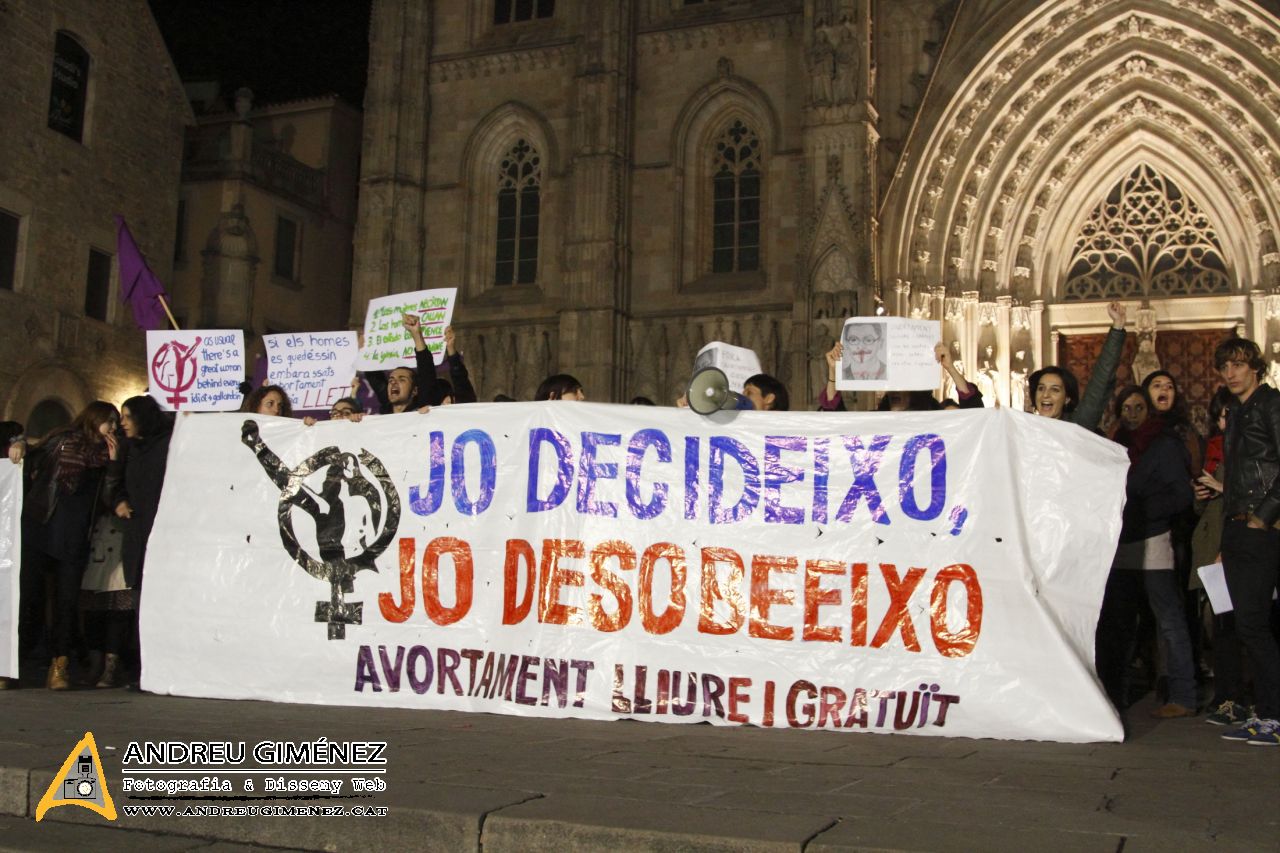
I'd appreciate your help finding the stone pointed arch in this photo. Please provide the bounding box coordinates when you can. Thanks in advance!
[1033,135,1246,301]
[670,71,782,288]
[1058,161,1231,301]
[460,102,562,301]
[883,0,1280,301]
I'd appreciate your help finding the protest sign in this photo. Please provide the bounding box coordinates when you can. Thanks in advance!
[694,342,762,393]
[264,331,359,412]
[145,330,245,412]
[142,405,1127,743]
[356,289,457,371]
[837,318,941,392]
[0,463,19,679]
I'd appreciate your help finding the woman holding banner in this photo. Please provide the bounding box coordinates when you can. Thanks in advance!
[18,401,118,690]
[240,385,294,418]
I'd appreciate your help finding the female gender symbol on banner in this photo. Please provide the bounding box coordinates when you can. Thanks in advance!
[151,336,203,409]
[240,419,401,639]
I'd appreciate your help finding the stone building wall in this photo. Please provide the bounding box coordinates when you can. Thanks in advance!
[355,0,875,406]
[355,0,1280,413]
[0,0,191,432]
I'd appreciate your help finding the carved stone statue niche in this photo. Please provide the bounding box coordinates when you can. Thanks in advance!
[809,28,835,106]
[832,16,860,105]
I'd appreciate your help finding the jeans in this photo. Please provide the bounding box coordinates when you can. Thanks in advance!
[1097,568,1197,709]
[1219,520,1280,719]
[1143,569,1197,708]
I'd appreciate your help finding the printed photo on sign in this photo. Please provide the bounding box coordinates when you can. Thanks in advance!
[836,318,942,392]
[145,330,245,412]
[265,331,359,413]
[693,342,762,393]
[356,288,457,371]
[841,321,887,382]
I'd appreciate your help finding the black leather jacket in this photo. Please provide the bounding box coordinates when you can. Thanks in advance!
[1222,382,1280,527]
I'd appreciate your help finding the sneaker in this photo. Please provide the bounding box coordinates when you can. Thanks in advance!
[1246,718,1280,747]
[1222,717,1265,742]
[1150,702,1196,719]
[1206,700,1249,726]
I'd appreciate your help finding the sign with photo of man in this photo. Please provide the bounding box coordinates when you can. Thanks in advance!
[837,318,942,392]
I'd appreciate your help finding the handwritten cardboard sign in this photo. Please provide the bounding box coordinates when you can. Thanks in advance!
[836,318,941,392]
[265,331,359,412]
[694,342,763,393]
[146,330,245,412]
[356,288,457,371]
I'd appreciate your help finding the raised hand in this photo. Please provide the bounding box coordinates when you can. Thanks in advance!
[1107,301,1126,329]
[934,341,951,368]
[444,326,456,356]
[825,341,843,382]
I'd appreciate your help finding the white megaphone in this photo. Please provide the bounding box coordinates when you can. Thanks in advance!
[687,366,754,415]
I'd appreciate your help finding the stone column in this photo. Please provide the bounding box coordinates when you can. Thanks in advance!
[558,1,633,400]
[1249,289,1267,344]
[996,295,1011,406]
[1029,299,1045,370]
[350,0,432,324]
[801,2,878,408]
[961,290,979,380]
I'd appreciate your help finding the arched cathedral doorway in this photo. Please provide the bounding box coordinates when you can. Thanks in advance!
[879,0,1280,415]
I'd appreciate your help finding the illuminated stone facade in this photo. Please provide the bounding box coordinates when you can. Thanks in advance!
[0,0,191,434]
[355,0,1280,412]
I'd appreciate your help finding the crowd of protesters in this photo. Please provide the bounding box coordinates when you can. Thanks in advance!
[2,308,1278,748]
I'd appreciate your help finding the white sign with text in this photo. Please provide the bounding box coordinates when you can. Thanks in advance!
[356,289,457,371]
[837,318,942,392]
[145,330,245,412]
[265,331,359,412]
[694,342,763,393]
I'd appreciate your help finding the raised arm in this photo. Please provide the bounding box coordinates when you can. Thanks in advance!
[936,342,984,408]
[817,341,846,411]
[443,326,477,404]
[403,313,447,409]
[1072,301,1127,431]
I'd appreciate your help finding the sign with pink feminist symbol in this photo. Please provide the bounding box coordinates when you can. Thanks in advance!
[146,330,245,412]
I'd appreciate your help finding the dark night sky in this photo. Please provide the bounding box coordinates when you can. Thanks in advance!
[148,0,372,108]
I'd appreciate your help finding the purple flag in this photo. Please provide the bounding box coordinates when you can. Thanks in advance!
[114,214,172,330]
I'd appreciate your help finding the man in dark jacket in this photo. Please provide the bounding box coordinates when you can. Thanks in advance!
[1212,336,1280,746]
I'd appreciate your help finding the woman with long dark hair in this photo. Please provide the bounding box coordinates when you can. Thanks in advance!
[19,401,118,689]
[1095,385,1196,717]
[1141,368,1207,685]
[1026,302,1127,430]
[240,384,294,418]
[91,395,174,687]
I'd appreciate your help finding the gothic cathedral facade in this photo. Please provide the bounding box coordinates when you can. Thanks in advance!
[353,0,1280,420]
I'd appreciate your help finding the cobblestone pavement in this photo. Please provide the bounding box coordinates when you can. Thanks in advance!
[0,687,1274,851]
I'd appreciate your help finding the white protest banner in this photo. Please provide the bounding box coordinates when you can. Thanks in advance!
[142,406,1127,743]
[694,342,762,393]
[837,318,942,392]
[146,330,245,412]
[356,289,457,371]
[265,331,359,412]
[0,462,19,679]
